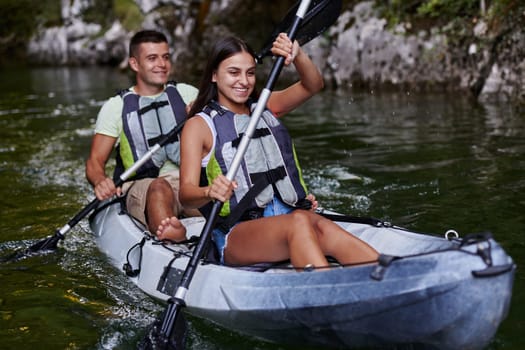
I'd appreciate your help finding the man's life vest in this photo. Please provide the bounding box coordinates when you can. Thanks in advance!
[199,101,309,222]
[113,81,187,181]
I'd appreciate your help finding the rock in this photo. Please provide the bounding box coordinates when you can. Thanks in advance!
[28,27,69,64]
[23,0,525,104]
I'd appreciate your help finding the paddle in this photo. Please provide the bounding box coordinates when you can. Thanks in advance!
[142,0,342,348]
[5,121,186,262]
[256,0,342,62]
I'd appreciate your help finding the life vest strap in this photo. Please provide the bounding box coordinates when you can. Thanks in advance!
[147,132,180,147]
[231,128,271,148]
[217,166,287,233]
[138,100,170,115]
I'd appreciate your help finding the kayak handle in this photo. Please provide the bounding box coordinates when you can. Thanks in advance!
[472,263,515,278]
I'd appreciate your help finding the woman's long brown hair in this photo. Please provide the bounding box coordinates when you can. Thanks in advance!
[188,36,259,118]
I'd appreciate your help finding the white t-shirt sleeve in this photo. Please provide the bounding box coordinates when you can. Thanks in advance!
[94,95,124,137]
[176,83,198,105]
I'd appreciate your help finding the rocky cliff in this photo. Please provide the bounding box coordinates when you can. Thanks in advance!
[16,0,525,104]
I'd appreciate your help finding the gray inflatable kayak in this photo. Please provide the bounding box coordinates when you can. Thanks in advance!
[89,199,514,349]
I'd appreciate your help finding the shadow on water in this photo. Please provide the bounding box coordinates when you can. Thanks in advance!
[1,67,524,349]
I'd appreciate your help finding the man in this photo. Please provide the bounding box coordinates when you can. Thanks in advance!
[86,30,198,242]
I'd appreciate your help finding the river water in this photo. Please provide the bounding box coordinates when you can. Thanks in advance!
[0,66,523,349]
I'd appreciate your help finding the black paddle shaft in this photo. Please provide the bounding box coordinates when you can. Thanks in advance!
[154,0,314,347]
[24,121,185,255]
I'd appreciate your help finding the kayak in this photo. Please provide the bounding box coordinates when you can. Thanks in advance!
[89,198,515,350]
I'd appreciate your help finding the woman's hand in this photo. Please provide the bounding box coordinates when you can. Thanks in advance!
[271,33,300,66]
[208,174,237,203]
[307,193,319,212]
[266,32,323,117]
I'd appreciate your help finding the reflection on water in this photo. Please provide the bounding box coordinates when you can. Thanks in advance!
[0,67,524,349]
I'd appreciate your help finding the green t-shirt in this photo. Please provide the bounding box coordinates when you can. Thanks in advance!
[94,83,198,173]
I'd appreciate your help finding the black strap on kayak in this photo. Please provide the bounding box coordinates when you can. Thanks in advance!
[317,211,387,227]
[460,232,515,278]
[123,236,146,277]
[370,254,401,281]
[154,235,200,249]
[459,231,493,247]
[88,195,126,220]
[368,232,492,282]
[368,231,514,281]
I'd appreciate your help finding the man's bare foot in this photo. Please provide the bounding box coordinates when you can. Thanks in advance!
[156,217,186,242]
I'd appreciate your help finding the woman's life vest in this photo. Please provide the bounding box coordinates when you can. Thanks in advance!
[199,101,310,224]
[113,81,187,180]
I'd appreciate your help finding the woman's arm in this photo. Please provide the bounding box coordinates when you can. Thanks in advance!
[179,116,237,208]
[267,33,324,117]
[179,117,213,209]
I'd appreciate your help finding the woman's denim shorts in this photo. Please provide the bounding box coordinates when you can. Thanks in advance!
[212,197,294,264]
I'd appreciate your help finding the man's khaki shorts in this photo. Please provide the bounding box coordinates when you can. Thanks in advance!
[122,171,182,225]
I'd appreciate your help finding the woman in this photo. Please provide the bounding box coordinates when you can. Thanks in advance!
[179,33,378,269]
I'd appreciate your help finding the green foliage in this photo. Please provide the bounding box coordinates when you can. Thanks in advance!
[80,0,144,32]
[82,0,115,28]
[377,0,525,28]
[0,0,61,64]
[416,0,479,18]
[0,0,61,40]
[0,0,34,41]
[114,0,144,31]
[489,0,525,27]
[375,0,525,36]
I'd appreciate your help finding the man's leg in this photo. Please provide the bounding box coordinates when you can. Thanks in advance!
[125,177,186,242]
[145,178,186,242]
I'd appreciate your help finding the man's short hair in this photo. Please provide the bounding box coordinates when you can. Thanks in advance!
[129,30,168,58]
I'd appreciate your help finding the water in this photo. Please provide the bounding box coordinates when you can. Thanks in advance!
[0,67,523,349]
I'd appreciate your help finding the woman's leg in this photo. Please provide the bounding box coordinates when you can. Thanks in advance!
[308,212,379,264]
[225,210,378,268]
[224,210,329,268]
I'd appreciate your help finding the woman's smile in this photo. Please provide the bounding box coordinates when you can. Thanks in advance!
[213,51,256,110]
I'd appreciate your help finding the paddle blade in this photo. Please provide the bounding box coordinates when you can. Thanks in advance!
[0,233,62,263]
[139,310,188,350]
[257,0,343,61]
[26,233,62,253]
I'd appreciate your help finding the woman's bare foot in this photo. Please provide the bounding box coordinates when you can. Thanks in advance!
[156,217,186,242]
